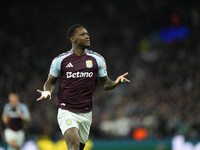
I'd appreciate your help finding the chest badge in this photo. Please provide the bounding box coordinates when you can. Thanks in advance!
[86,60,93,68]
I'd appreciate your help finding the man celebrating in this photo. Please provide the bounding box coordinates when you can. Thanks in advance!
[37,24,130,150]
[2,93,31,150]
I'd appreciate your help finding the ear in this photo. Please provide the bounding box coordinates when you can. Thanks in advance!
[70,36,75,43]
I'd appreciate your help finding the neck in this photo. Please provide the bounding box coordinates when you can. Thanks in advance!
[72,44,87,56]
[72,48,85,56]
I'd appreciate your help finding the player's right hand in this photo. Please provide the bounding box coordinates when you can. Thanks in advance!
[36,89,51,101]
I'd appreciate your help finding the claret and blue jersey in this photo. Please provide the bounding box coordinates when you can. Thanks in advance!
[50,49,107,113]
[3,102,30,131]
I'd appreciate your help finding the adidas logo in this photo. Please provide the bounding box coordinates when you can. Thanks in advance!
[66,63,73,68]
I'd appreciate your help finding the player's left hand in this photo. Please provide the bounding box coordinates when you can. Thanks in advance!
[115,72,130,84]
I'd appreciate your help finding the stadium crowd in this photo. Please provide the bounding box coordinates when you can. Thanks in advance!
[0,0,200,142]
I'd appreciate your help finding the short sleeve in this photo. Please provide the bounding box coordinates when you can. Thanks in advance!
[86,50,108,78]
[20,104,31,119]
[97,57,107,77]
[50,57,61,77]
[3,104,10,115]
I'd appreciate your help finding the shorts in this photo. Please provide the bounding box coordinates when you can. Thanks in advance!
[57,108,92,144]
[4,128,25,147]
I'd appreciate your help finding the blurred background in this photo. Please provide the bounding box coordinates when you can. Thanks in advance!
[0,0,200,148]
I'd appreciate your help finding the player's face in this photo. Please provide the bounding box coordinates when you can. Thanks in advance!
[73,27,90,49]
[9,94,19,107]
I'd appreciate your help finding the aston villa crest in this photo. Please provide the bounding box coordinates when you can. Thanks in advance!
[86,60,93,68]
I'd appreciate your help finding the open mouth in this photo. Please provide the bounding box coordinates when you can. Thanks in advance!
[85,40,90,44]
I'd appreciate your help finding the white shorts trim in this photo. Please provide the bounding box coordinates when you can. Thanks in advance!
[57,108,92,144]
[4,128,25,147]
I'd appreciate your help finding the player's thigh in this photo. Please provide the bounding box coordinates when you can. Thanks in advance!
[4,128,16,142]
[78,111,92,144]
[64,127,80,146]
[64,128,86,150]
[15,130,25,147]
[57,108,79,135]
[4,129,24,147]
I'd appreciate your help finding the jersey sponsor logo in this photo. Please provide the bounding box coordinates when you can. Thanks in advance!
[66,71,93,78]
[66,62,73,68]
[86,60,93,68]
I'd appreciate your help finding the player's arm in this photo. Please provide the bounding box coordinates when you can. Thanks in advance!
[19,112,31,122]
[18,105,31,122]
[2,113,9,125]
[98,72,130,91]
[37,74,58,101]
[2,105,9,124]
